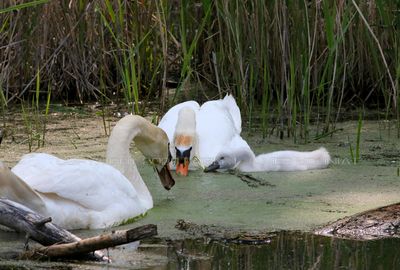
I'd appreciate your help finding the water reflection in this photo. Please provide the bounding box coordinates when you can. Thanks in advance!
[152,231,400,269]
[0,231,399,269]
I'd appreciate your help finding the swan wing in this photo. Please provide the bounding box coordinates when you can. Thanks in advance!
[197,101,240,166]
[221,94,242,134]
[11,153,139,212]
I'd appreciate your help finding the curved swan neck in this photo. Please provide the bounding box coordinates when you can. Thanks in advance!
[106,115,156,204]
[173,107,200,158]
[174,108,197,145]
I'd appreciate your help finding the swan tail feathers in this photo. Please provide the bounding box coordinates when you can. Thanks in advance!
[298,147,331,170]
[314,147,331,168]
[0,162,45,213]
[287,147,331,171]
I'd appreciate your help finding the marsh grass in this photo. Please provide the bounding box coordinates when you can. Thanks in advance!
[0,0,399,140]
[20,69,51,151]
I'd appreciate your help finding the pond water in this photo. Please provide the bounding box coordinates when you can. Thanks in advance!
[0,231,399,269]
[0,113,399,269]
[153,233,400,269]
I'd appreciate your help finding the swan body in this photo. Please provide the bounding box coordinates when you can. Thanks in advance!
[160,95,330,174]
[0,115,174,230]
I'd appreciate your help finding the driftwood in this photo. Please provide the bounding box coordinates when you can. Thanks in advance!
[314,202,400,240]
[21,224,157,260]
[0,199,80,245]
[0,199,157,260]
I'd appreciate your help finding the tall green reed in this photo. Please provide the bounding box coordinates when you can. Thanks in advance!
[0,0,49,14]
[174,0,212,103]
[0,0,399,141]
[20,69,51,151]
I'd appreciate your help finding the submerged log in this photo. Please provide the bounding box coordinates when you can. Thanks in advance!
[314,203,400,240]
[0,199,157,260]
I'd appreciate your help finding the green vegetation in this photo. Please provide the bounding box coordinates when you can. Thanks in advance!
[0,0,399,142]
[20,68,51,151]
[349,111,363,164]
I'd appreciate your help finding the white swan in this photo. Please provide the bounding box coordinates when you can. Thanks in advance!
[0,115,174,230]
[159,95,330,175]
[158,95,248,175]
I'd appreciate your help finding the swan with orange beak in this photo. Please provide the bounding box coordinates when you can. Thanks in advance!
[158,95,244,176]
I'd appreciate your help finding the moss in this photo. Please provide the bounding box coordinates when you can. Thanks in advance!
[117,212,148,227]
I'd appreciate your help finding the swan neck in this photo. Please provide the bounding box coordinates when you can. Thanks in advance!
[106,116,152,204]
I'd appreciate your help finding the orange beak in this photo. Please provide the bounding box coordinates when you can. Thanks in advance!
[176,158,190,176]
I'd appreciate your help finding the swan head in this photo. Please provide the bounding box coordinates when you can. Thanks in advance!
[136,130,175,190]
[173,107,196,176]
[204,152,237,172]
[153,144,175,190]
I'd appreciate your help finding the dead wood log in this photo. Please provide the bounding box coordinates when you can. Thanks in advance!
[0,199,157,260]
[22,224,157,260]
[0,199,80,245]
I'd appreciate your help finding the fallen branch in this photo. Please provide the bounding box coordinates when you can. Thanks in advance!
[0,199,80,245]
[0,199,157,260]
[22,224,157,260]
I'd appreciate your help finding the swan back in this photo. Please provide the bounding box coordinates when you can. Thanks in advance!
[238,147,331,172]
[11,153,146,229]
[196,100,242,166]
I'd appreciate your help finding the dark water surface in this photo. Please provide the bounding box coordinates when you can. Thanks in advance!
[146,232,400,270]
[1,230,399,269]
